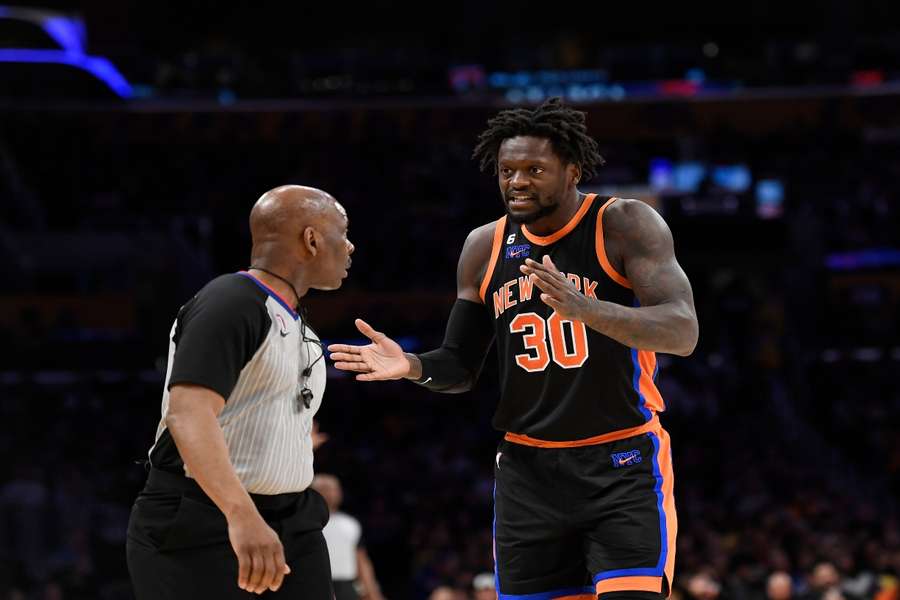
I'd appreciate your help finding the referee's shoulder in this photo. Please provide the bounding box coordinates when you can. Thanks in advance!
[189,272,269,313]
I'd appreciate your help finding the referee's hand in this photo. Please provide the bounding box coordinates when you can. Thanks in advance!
[227,508,291,594]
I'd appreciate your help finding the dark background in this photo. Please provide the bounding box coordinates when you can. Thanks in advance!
[0,2,898,600]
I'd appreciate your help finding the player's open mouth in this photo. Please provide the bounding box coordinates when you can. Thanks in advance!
[508,196,536,208]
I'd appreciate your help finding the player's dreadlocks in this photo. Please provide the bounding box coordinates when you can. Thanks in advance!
[472,97,606,181]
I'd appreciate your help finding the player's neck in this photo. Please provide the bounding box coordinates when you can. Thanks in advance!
[523,190,585,237]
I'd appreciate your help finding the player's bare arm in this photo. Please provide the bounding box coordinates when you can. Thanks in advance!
[328,222,496,383]
[521,199,698,356]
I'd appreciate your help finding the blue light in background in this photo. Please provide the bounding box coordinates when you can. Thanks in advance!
[43,16,86,54]
[649,158,673,190]
[755,179,784,218]
[711,164,751,192]
[0,7,131,98]
[826,248,900,271]
[0,49,133,98]
[673,162,706,192]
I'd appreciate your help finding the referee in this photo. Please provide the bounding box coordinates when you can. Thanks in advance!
[126,185,355,599]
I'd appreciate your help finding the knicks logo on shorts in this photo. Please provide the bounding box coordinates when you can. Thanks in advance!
[611,449,642,468]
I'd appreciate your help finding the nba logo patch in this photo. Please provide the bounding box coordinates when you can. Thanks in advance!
[611,449,642,468]
[505,244,531,260]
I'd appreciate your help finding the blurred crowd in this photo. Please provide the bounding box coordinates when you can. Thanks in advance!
[1,80,898,599]
[0,347,897,599]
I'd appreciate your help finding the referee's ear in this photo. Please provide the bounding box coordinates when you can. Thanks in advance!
[303,226,320,257]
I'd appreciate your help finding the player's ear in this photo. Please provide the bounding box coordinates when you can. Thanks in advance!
[303,226,320,257]
[570,163,582,186]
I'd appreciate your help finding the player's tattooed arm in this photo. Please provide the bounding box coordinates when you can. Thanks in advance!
[522,199,698,355]
[605,199,698,355]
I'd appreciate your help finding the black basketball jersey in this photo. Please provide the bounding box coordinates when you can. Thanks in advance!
[480,194,665,442]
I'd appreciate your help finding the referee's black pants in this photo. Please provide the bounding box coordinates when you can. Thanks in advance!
[126,468,333,600]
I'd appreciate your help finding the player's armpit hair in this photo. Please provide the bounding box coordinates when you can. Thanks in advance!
[414,299,494,393]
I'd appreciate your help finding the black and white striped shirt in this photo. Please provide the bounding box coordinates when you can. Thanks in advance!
[148,271,326,494]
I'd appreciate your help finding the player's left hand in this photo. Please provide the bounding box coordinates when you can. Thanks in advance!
[520,255,593,321]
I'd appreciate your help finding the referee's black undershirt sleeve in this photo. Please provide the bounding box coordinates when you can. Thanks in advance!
[414,298,494,393]
[167,277,271,400]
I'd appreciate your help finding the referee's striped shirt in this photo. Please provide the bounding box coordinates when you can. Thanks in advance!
[148,271,326,494]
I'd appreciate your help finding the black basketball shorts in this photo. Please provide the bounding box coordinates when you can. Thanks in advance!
[492,426,676,599]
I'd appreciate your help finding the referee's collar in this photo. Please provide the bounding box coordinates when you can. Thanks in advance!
[236,271,299,320]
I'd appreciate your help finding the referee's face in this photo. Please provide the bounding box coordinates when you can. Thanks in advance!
[309,202,353,290]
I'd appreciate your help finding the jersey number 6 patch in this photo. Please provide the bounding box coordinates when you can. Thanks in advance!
[509,312,589,372]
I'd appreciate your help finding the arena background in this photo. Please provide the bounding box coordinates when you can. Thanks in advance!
[1,2,899,599]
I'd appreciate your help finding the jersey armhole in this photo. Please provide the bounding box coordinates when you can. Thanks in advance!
[595,197,632,289]
[478,216,508,303]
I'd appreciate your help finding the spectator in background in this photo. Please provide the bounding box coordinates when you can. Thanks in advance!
[687,572,722,600]
[313,474,385,600]
[804,562,856,600]
[472,572,496,600]
[428,585,466,600]
[768,572,793,600]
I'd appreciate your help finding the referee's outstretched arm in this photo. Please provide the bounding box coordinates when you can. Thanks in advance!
[166,383,291,595]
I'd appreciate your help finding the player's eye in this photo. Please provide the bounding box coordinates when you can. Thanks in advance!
[530,167,544,175]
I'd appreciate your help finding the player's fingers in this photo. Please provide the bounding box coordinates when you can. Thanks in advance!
[237,550,251,590]
[356,372,387,381]
[326,343,360,354]
[355,319,384,342]
[332,361,370,372]
[540,292,561,307]
[329,351,363,362]
[524,257,561,275]
[523,258,547,271]
[542,254,560,271]
[528,271,563,292]
[521,262,566,284]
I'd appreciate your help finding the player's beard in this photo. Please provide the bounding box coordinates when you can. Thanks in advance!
[504,194,560,224]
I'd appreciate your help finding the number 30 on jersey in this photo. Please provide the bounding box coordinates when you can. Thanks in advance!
[509,312,589,372]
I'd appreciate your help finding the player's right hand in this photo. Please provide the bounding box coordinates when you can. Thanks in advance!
[327,319,410,381]
[227,509,290,594]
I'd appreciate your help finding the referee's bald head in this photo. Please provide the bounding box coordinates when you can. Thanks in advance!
[250,185,339,244]
[249,185,353,294]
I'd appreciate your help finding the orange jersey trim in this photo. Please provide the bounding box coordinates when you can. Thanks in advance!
[479,216,508,303]
[504,415,659,448]
[637,349,665,412]
[595,197,632,289]
[521,193,596,246]
[656,428,678,595]
[595,576,663,595]
[591,429,677,598]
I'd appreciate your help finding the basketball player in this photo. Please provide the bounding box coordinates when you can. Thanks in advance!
[329,98,698,600]
[127,185,354,599]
